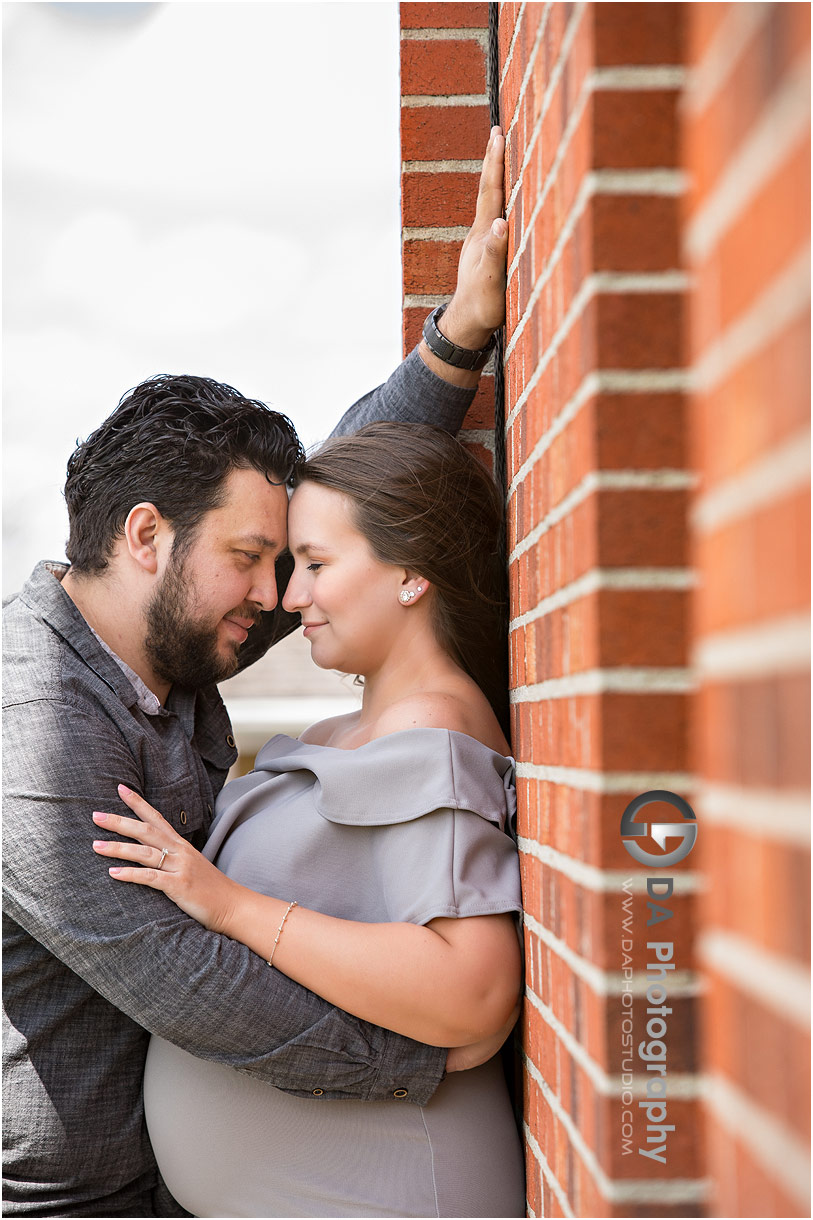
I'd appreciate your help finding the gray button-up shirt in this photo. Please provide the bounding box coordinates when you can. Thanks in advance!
[2,351,476,1217]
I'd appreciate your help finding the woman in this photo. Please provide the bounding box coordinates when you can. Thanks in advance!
[92,423,526,1218]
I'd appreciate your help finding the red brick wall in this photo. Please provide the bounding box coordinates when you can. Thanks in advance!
[400,4,809,1217]
[497,5,700,1215]
[400,2,495,462]
[683,5,811,1216]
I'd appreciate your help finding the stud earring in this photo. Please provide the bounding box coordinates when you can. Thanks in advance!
[399,589,415,604]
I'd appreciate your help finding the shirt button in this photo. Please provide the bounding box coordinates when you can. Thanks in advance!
[393,1088,408,1099]
[179,810,187,825]
[226,734,236,748]
[312,1088,324,1096]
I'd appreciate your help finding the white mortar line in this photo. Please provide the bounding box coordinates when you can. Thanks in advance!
[400,28,489,45]
[508,466,692,564]
[693,613,811,678]
[509,667,695,700]
[593,66,687,90]
[505,4,587,211]
[506,267,687,365]
[698,929,811,1029]
[691,422,811,533]
[524,985,702,1098]
[400,94,489,108]
[690,247,811,398]
[514,762,694,795]
[516,838,701,894]
[402,160,483,172]
[402,226,471,240]
[522,912,700,997]
[704,1072,811,1205]
[523,1121,574,1218]
[508,567,696,631]
[505,360,689,494]
[684,2,771,116]
[696,783,811,846]
[686,54,811,262]
[505,365,688,434]
[522,1055,709,1204]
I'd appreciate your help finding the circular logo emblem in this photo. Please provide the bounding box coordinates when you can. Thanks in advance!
[620,789,697,867]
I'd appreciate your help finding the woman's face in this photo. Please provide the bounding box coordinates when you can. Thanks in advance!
[282,481,412,675]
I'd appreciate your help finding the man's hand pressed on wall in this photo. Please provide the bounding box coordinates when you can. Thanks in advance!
[418,125,508,389]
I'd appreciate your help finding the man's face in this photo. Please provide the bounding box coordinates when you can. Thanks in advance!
[144,467,289,688]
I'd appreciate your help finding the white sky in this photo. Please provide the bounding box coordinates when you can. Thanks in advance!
[3,0,403,594]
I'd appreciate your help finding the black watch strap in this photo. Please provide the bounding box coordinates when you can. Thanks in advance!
[422,304,496,371]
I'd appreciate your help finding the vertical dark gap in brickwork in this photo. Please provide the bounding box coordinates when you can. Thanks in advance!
[489,0,523,1145]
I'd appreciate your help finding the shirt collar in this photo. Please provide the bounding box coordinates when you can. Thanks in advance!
[88,626,163,716]
[19,561,152,714]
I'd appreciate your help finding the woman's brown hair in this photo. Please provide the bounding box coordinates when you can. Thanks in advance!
[297,422,509,734]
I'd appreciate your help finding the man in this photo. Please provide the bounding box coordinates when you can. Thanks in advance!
[3,131,510,1216]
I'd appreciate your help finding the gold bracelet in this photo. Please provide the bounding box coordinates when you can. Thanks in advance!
[267,900,298,968]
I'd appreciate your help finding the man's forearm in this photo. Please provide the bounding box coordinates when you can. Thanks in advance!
[3,700,447,1103]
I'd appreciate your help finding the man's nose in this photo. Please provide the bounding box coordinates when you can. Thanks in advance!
[281,570,309,614]
[250,570,279,612]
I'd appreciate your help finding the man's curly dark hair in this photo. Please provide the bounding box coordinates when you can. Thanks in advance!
[64,373,304,575]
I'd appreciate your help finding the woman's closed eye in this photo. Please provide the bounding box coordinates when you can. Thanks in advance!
[306,562,323,572]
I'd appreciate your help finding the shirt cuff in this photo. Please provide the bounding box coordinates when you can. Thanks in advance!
[365,1030,448,1106]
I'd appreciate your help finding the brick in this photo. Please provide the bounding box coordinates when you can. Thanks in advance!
[594,392,688,470]
[596,292,684,370]
[592,193,682,272]
[592,90,681,170]
[684,6,809,210]
[690,146,811,348]
[704,1116,810,1218]
[601,692,688,772]
[593,2,685,66]
[701,827,811,964]
[400,38,485,96]
[596,488,689,568]
[399,3,488,30]
[401,170,480,227]
[401,103,490,160]
[690,317,809,484]
[597,588,688,667]
[694,670,811,790]
[693,486,811,630]
[702,965,810,1135]
[402,237,461,293]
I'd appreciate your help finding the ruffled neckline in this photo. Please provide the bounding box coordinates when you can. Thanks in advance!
[241,727,517,832]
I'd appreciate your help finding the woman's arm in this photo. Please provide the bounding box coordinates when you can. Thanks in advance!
[92,786,522,1048]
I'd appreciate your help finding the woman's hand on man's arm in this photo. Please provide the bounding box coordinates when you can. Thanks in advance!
[94,786,522,1053]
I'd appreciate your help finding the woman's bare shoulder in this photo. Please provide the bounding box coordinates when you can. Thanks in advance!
[371,690,510,754]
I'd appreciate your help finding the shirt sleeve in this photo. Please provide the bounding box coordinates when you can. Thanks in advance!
[329,345,477,438]
[236,347,478,668]
[2,697,446,1104]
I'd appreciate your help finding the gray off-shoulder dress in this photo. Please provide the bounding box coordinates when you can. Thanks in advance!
[143,728,526,1218]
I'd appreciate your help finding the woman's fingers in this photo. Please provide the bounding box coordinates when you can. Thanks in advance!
[92,810,161,844]
[93,839,170,869]
[116,783,168,826]
[107,866,166,887]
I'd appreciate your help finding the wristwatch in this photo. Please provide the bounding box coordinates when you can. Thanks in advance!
[422,304,496,371]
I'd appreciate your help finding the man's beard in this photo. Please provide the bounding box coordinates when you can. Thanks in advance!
[144,552,252,689]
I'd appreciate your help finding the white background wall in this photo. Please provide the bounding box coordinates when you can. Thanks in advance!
[3,0,402,595]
